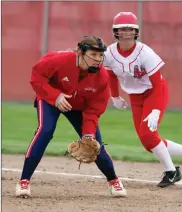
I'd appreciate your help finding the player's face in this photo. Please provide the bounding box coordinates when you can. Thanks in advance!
[83,49,104,67]
[117,27,135,42]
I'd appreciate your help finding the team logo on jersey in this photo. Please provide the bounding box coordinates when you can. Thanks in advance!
[133,65,146,78]
[85,87,97,92]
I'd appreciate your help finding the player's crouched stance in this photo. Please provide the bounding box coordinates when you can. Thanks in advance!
[15,36,127,198]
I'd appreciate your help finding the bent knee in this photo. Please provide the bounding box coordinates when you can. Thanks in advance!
[139,132,161,152]
[38,125,56,140]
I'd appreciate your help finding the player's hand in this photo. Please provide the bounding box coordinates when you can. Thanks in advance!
[111,96,128,109]
[55,93,72,112]
[143,109,160,132]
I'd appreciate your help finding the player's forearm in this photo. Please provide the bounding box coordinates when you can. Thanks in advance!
[107,70,120,97]
[30,81,61,106]
[82,113,98,136]
[30,64,62,105]
[149,70,162,110]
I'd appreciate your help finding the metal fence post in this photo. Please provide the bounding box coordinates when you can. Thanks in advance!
[137,0,143,42]
[41,1,49,56]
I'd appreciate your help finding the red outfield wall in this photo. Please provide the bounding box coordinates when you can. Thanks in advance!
[2,1,182,109]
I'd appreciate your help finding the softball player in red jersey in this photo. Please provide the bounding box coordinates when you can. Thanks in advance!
[104,12,182,188]
[15,36,127,198]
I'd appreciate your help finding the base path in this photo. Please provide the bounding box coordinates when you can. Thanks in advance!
[2,155,182,212]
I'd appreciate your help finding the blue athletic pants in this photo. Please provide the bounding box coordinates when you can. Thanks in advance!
[21,100,117,181]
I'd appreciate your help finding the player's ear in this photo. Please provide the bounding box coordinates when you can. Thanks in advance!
[77,49,82,56]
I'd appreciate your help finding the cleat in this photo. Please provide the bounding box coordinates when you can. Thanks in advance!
[157,166,182,188]
[108,178,127,197]
[15,179,31,198]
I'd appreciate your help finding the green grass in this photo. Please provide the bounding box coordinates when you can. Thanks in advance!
[2,102,182,163]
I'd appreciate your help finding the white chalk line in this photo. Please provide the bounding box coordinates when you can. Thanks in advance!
[2,167,182,186]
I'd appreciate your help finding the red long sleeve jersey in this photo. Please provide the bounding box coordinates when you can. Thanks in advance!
[30,51,110,136]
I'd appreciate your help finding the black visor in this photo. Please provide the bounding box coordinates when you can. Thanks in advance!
[78,37,107,53]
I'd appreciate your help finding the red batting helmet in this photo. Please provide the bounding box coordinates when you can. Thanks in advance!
[113,12,139,40]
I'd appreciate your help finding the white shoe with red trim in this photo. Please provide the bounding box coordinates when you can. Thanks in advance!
[16,179,31,198]
[108,178,127,197]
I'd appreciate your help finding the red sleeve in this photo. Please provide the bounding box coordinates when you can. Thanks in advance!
[107,70,120,97]
[30,54,62,106]
[149,70,162,110]
[82,82,110,136]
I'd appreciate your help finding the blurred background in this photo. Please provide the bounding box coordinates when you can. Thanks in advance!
[2,1,182,109]
[2,1,182,162]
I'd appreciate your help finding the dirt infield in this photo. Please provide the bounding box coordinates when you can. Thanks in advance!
[2,155,182,212]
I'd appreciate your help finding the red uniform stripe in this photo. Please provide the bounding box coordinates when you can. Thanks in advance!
[26,100,43,158]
